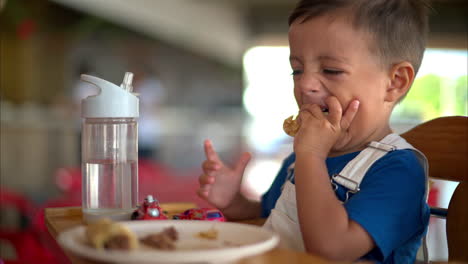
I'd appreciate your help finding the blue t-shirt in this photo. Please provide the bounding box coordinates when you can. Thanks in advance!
[261,150,429,264]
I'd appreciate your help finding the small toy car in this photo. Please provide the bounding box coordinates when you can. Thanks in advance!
[131,195,168,220]
[172,208,226,222]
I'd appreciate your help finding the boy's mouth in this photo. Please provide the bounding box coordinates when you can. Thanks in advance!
[321,106,329,115]
[300,99,329,114]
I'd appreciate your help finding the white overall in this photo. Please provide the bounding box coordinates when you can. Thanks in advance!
[263,133,429,254]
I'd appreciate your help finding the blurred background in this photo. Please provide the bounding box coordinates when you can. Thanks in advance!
[0,0,466,262]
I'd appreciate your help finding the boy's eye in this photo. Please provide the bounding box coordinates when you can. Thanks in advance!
[291,70,303,76]
[323,69,343,75]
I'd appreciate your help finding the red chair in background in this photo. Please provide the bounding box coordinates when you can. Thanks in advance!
[48,159,210,209]
[137,159,210,207]
[0,159,210,263]
[0,187,64,264]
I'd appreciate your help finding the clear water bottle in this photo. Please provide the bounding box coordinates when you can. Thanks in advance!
[81,73,139,223]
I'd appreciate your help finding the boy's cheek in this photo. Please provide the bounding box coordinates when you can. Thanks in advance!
[294,93,301,107]
[293,89,301,104]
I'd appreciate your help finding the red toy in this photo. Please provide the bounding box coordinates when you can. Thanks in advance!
[131,195,168,220]
[173,208,226,222]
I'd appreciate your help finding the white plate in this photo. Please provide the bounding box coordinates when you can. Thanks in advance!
[58,220,279,263]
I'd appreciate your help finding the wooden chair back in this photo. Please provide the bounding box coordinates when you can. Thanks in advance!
[401,116,468,262]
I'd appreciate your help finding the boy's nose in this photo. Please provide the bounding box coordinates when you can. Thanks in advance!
[297,73,326,95]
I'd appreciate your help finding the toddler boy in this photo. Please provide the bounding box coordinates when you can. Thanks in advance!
[198,0,431,263]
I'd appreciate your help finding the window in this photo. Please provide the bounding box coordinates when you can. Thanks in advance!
[391,49,467,131]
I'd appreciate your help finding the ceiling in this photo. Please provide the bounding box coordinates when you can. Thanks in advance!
[50,0,467,67]
[49,0,266,67]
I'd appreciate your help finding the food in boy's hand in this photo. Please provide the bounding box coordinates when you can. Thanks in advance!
[196,227,218,240]
[283,115,300,137]
[85,218,139,250]
[141,226,179,250]
[283,108,330,137]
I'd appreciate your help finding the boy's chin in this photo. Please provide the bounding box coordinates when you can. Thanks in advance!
[329,136,359,156]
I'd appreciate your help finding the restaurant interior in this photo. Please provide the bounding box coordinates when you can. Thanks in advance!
[0,0,467,263]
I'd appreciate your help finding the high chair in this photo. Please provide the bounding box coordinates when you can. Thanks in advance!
[400,116,468,262]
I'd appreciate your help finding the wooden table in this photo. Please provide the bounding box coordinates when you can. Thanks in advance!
[45,205,363,264]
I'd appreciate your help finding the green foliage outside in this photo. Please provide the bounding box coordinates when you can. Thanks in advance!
[455,75,468,115]
[392,74,468,122]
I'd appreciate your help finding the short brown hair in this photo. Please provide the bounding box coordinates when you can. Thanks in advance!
[289,0,431,74]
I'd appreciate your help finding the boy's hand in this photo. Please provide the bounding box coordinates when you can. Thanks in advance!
[294,97,360,158]
[197,140,251,210]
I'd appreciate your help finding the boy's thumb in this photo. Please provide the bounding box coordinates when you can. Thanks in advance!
[235,152,252,173]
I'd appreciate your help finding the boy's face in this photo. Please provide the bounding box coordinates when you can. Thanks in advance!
[288,14,393,155]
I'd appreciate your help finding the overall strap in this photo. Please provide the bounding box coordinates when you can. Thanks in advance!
[331,133,428,202]
[331,133,430,263]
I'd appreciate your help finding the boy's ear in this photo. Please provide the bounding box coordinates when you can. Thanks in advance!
[384,62,415,103]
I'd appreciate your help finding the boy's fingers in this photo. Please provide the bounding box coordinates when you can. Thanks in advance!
[326,97,343,125]
[234,152,252,174]
[199,174,215,185]
[202,160,220,171]
[204,139,221,162]
[298,104,318,121]
[198,182,211,193]
[341,100,360,130]
[196,188,209,199]
[308,104,324,119]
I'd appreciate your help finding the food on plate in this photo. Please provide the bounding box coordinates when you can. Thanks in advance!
[172,208,225,222]
[84,218,224,252]
[196,227,218,240]
[141,226,179,250]
[283,115,300,137]
[85,218,139,250]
